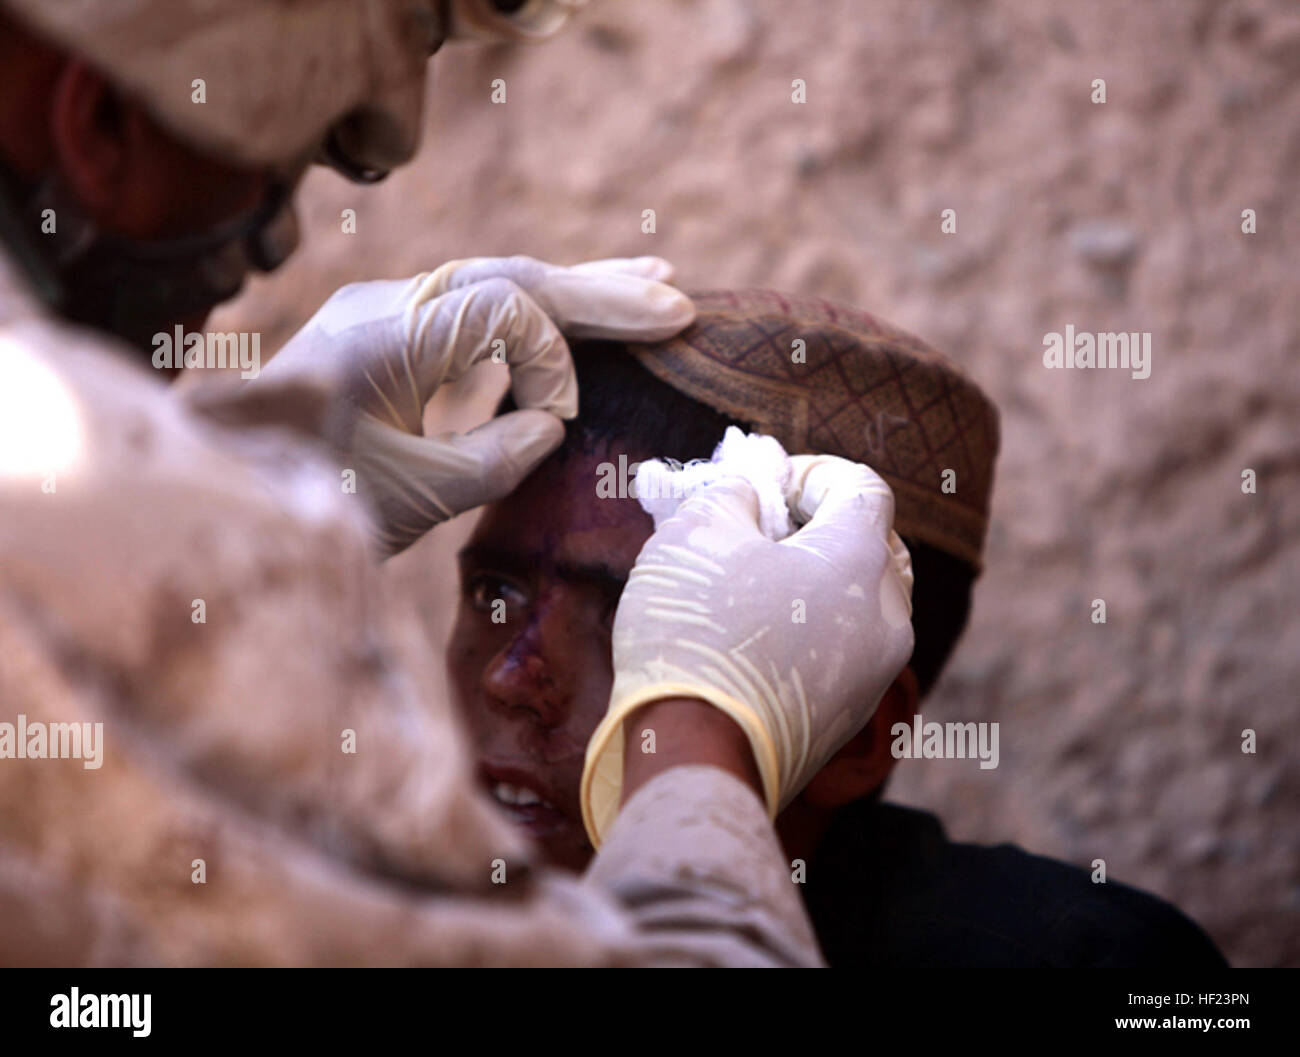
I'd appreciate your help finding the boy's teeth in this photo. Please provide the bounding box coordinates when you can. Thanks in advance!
[491,781,548,808]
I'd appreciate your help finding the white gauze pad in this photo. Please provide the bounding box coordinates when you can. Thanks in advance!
[634,426,795,541]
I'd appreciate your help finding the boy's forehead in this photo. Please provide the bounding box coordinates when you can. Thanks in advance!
[464,447,653,574]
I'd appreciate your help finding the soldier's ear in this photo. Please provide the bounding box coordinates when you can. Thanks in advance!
[49,57,131,217]
[800,667,920,809]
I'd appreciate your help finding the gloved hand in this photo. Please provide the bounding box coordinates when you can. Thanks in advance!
[267,256,695,555]
[580,454,915,846]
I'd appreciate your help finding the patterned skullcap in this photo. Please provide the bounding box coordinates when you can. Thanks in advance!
[626,289,1000,572]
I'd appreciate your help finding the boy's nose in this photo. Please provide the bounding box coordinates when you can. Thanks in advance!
[480,594,574,727]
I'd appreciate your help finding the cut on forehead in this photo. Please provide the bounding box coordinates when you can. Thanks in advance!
[457,440,651,602]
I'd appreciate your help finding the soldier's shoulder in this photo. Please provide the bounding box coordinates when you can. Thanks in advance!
[0,316,375,663]
[1,315,365,544]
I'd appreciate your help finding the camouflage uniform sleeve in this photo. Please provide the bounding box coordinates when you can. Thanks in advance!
[584,766,824,967]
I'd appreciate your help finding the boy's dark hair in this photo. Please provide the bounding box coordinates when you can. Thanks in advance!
[499,340,974,697]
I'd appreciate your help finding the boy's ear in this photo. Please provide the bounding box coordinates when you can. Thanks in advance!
[800,666,920,810]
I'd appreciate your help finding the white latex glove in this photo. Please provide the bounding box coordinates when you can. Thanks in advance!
[580,454,915,846]
[267,256,694,555]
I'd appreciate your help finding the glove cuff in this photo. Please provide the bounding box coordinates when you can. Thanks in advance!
[580,683,781,848]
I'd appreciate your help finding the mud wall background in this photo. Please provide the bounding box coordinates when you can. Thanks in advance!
[211,0,1300,966]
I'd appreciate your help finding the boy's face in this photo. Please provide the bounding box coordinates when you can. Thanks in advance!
[448,444,654,872]
[448,435,911,872]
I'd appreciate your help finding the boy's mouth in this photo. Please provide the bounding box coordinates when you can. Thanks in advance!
[478,759,569,837]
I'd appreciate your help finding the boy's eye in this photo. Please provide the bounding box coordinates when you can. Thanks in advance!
[465,573,529,616]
